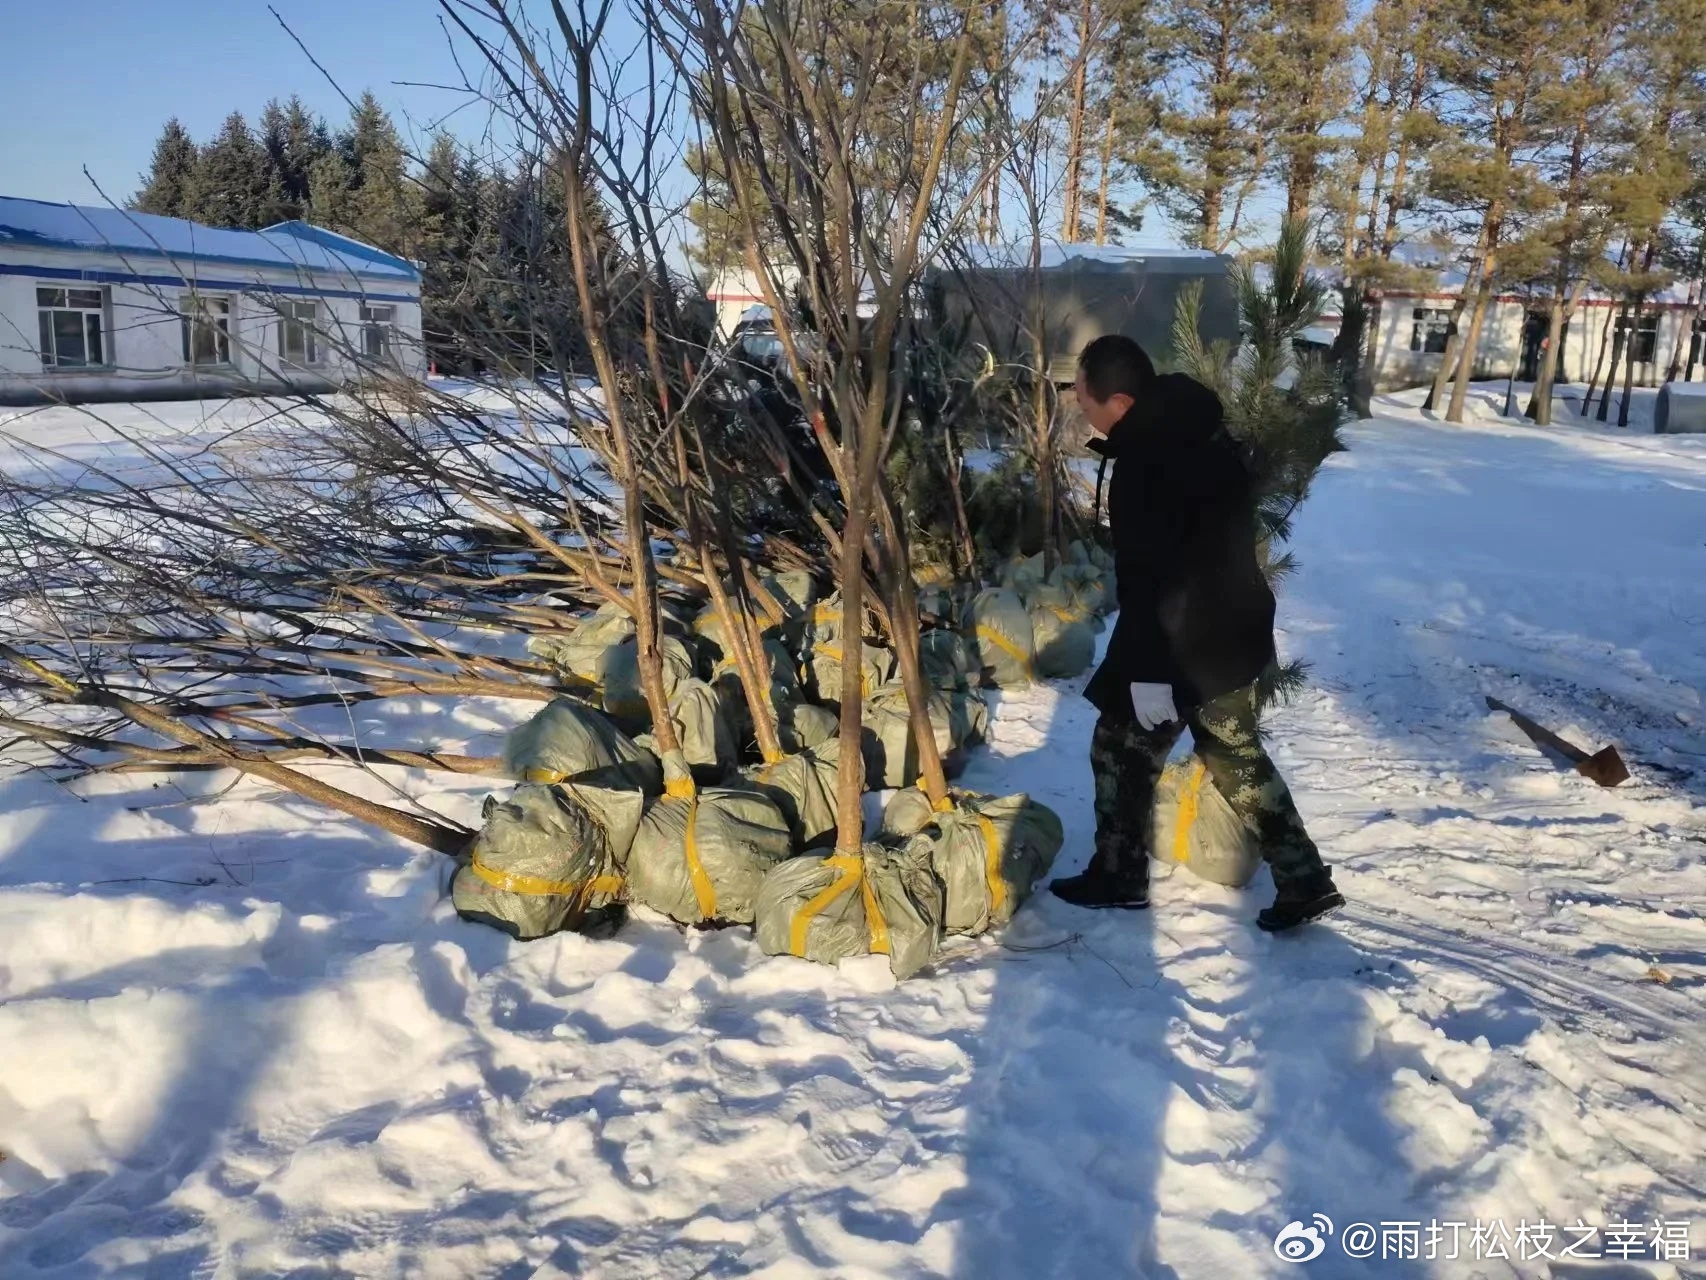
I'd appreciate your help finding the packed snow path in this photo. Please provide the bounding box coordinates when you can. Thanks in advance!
[2,393,1705,1277]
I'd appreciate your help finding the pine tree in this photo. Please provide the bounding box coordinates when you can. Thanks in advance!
[259,96,332,224]
[186,111,279,229]
[1513,0,1630,425]
[1172,218,1346,706]
[1137,0,1270,251]
[132,119,201,219]
[1258,0,1352,224]
[1425,0,1561,424]
[310,92,418,254]
[1328,0,1443,417]
[1595,0,1705,426]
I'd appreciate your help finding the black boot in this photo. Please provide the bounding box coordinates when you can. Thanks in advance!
[1049,860,1150,910]
[1257,871,1344,933]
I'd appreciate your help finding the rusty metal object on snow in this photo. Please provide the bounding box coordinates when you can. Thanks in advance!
[1484,697,1631,788]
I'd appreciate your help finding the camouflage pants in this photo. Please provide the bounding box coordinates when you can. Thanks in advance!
[1091,684,1326,890]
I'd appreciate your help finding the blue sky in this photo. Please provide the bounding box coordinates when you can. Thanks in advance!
[0,0,484,206]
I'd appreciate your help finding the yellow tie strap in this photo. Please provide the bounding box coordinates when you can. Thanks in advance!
[813,643,873,697]
[1172,760,1208,864]
[974,812,1008,918]
[680,794,719,920]
[789,852,864,957]
[975,626,1035,678]
[469,854,622,900]
[521,766,567,784]
[664,775,698,799]
[914,780,956,814]
[859,867,891,956]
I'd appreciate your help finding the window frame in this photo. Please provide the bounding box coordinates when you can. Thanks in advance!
[36,284,110,370]
[1409,306,1453,355]
[360,303,397,361]
[1615,311,1660,365]
[278,299,321,367]
[180,292,234,368]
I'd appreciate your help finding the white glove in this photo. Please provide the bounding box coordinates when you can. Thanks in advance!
[1129,682,1178,730]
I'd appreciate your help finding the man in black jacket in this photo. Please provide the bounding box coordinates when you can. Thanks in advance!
[1049,335,1342,932]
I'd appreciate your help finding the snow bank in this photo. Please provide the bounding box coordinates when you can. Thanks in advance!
[3,401,1706,1274]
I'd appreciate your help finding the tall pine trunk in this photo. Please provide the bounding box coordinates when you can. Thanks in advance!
[1445,213,1503,424]
[1445,271,1494,424]
[1061,0,1093,242]
[1616,295,1645,428]
[1525,288,1567,426]
[1094,101,1116,245]
[1595,302,1629,422]
[1352,292,1380,419]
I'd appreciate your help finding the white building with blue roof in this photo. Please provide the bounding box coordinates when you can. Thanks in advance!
[0,197,424,404]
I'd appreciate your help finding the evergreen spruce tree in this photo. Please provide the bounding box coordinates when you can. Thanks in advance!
[1258,0,1352,224]
[1136,0,1270,251]
[259,96,332,225]
[186,111,279,229]
[310,92,418,254]
[1172,217,1347,704]
[132,119,201,219]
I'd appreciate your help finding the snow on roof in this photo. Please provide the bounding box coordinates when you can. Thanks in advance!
[962,240,1222,270]
[0,196,419,282]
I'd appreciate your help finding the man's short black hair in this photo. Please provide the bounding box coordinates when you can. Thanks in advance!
[1077,334,1156,403]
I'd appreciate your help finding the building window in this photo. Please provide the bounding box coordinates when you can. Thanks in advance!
[1410,307,1452,355]
[1615,312,1659,365]
[279,300,320,365]
[361,304,395,359]
[181,294,232,366]
[37,286,107,368]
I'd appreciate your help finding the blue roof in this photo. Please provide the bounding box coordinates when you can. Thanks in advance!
[0,196,419,283]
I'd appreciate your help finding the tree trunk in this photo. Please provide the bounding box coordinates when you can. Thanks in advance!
[833,459,872,853]
[1424,242,1487,414]
[1094,100,1116,245]
[1445,270,1494,424]
[1616,296,1645,428]
[1664,279,1697,383]
[1596,308,1628,422]
[872,492,951,808]
[1445,209,1502,424]
[1352,291,1380,419]
[1061,0,1093,242]
[1526,289,1566,426]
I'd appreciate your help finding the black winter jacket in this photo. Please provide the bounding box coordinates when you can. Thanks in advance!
[1082,373,1277,718]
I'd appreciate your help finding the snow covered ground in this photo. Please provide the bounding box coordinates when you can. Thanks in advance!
[3,388,1706,1277]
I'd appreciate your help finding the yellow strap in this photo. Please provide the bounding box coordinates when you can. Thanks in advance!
[1172,761,1207,864]
[1045,604,1085,624]
[664,775,697,799]
[521,766,565,784]
[975,625,1035,677]
[681,795,719,920]
[814,643,873,698]
[470,854,622,899]
[974,812,1008,917]
[860,869,891,955]
[789,852,863,957]
[758,749,787,768]
[917,780,955,814]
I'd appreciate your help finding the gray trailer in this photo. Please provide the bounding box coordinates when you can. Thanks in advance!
[1654,382,1706,434]
[930,248,1242,383]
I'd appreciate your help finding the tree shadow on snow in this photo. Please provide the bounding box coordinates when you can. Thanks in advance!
[940,683,1428,1279]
